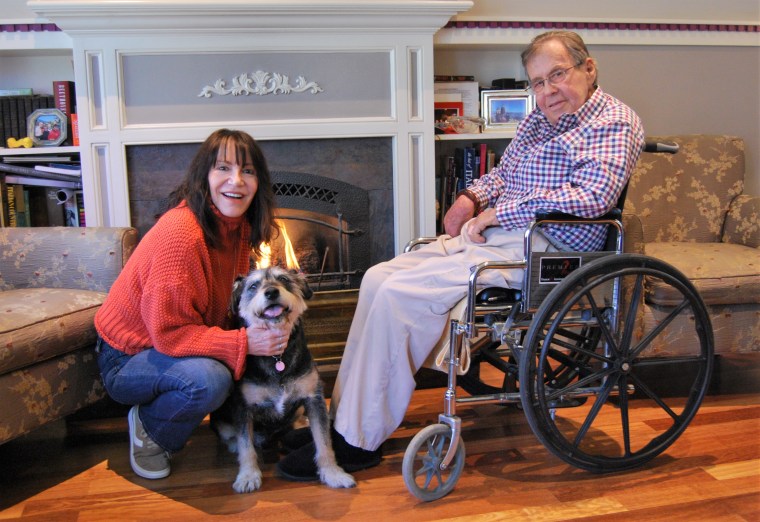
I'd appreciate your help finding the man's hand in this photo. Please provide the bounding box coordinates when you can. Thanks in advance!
[461,208,499,243]
[443,196,476,236]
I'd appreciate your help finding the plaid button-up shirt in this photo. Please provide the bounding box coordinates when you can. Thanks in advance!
[468,87,645,251]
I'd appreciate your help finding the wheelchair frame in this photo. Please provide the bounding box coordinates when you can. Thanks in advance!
[402,143,714,502]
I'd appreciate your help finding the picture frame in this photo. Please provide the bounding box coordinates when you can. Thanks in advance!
[480,90,535,132]
[434,100,464,124]
[27,108,68,147]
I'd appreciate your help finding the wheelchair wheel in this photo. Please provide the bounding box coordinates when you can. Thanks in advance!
[402,423,465,501]
[519,253,713,473]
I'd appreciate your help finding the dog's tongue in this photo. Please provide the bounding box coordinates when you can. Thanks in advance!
[264,305,285,318]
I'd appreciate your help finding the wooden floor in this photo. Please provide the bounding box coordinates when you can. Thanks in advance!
[1,385,758,521]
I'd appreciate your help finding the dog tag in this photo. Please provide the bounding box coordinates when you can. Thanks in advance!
[275,360,286,372]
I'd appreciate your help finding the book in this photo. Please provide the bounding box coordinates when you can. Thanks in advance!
[53,81,76,146]
[475,142,488,178]
[3,155,76,164]
[34,163,82,177]
[0,97,5,147]
[62,190,79,227]
[0,162,82,184]
[434,75,475,82]
[5,185,17,227]
[0,88,33,97]
[462,146,476,188]
[75,190,86,226]
[71,113,80,146]
[26,187,66,227]
[53,81,76,117]
[14,185,31,227]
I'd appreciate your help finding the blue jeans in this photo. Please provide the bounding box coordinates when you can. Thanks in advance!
[96,337,233,453]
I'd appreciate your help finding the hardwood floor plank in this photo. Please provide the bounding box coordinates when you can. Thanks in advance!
[704,459,760,480]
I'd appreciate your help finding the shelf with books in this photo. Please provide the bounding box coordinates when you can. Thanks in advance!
[434,134,512,234]
[0,144,84,228]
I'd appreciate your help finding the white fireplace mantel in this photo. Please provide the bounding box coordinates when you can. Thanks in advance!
[28,0,473,253]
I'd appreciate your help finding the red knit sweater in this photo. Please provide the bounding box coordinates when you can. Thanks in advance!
[95,202,252,379]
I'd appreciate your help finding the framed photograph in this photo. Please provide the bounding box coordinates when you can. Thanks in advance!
[434,101,464,124]
[27,108,68,147]
[480,90,535,132]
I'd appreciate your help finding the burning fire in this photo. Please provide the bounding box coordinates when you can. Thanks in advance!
[256,220,300,270]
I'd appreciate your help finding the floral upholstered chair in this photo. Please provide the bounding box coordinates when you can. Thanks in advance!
[0,226,137,444]
[624,135,759,356]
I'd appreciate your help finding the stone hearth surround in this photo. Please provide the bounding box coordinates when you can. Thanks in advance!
[29,0,474,255]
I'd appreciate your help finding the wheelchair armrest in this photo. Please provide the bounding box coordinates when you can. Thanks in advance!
[534,208,622,223]
[404,236,438,253]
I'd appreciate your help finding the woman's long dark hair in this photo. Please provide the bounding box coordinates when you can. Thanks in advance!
[165,129,279,256]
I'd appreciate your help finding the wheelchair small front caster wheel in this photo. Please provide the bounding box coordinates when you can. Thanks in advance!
[402,423,465,501]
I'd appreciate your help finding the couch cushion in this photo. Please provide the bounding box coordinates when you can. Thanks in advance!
[0,288,106,375]
[644,242,760,306]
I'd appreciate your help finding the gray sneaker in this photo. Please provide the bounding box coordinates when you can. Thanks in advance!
[128,405,170,479]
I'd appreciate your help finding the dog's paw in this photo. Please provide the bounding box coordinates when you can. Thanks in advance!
[233,469,263,493]
[320,466,356,489]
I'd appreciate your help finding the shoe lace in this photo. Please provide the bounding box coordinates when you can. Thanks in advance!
[138,425,162,453]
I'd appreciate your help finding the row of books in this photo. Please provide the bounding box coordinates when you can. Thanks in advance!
[0,81,77,148]
[435,143,501,233]
[3,184,85,228]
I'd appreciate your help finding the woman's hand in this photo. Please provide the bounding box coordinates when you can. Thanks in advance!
[246,325,291,357]
[461,207,499,243]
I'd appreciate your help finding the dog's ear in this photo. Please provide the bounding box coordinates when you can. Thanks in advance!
[290,269,313,300]
[229,275,246,317]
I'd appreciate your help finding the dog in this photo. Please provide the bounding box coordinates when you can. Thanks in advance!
[210,266,355,493]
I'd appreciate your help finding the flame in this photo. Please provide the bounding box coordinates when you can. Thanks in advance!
[256,219,300,270]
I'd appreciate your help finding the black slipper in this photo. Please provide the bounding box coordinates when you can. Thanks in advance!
[276,428,382,482]
[280,427,314,454]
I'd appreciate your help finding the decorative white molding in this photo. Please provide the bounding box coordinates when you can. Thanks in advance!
[198,70,323,98]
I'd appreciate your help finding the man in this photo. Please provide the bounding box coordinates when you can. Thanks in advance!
[277,30,645,480]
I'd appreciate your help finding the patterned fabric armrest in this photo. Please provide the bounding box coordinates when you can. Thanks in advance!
[723,194,760,248]
[0,227,138,292]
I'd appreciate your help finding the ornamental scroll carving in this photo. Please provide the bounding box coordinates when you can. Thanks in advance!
[198,70,323,98]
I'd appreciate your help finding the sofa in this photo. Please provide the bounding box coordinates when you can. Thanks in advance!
[623,134,759,356]
[0,226,137,444]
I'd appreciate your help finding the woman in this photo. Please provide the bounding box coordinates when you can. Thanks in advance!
[95,129,291,479]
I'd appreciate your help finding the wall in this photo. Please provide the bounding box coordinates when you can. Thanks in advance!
[596,45,759,196]
[435,44,760,194]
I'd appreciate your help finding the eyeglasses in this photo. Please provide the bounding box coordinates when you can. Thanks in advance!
[526,61,584,94]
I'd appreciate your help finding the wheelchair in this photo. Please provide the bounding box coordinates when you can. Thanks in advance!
[401,141,714,501]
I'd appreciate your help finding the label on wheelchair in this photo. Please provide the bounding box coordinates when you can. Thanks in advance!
[527,251,613,311]
[539,256,581,283]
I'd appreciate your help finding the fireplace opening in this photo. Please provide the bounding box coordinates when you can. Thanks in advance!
[267,171,371,290]
[262,208,364,291]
